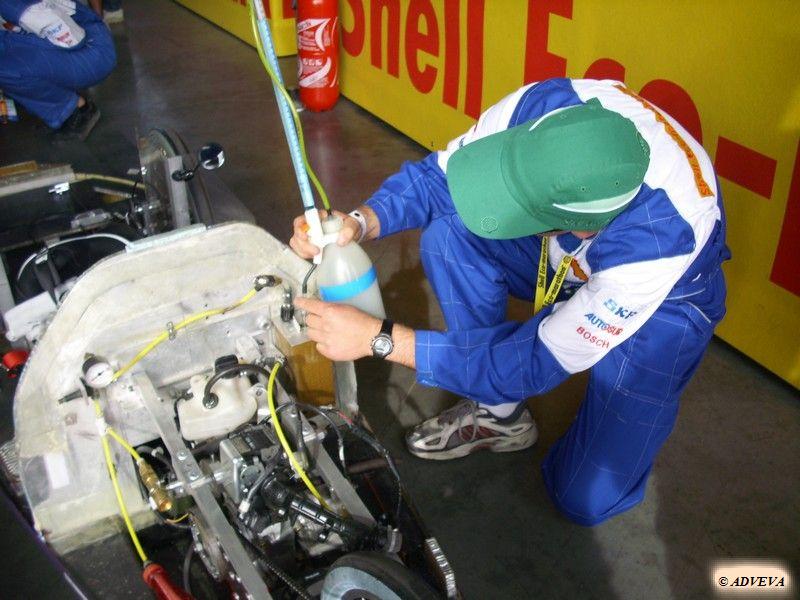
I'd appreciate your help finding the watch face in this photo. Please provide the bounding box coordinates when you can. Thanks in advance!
[372,335,393,357]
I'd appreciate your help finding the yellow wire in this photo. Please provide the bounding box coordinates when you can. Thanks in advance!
[166,514,189,524]
[267,362,331,511]
[112,288,257,381]
[93,401,148,563]
[106,427,143,463]
[74,173,140,188]
[247,2,331,211]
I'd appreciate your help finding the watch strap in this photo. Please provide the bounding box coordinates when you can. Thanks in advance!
[380,318,394,337]
[371,319,395,359]
[348,209,368,242]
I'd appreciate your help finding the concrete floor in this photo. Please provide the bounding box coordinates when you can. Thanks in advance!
[1,1,798,598]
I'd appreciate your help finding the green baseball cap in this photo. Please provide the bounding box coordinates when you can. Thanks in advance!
[447,98,651,239]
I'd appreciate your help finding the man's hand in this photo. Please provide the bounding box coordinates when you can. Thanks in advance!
[288,206,381,260]
[289,209,360,259]
[295,297,381,361]
[295,297,417,368]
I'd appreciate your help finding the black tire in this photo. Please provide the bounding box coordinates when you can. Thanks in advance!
[163,128,216,225]
[141,128,215,227]
[321,552,441,600]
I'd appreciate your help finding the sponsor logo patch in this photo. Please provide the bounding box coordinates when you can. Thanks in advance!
[584,313,623,335]
[603,298,638,319]
[576,326,610,348]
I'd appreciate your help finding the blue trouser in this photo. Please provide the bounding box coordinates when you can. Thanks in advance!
[419,213,726,525]
[0,7,115,128]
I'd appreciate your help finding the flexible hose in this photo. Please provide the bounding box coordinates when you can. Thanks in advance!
[112,288,258,381]
[246,1,330,211]
[201,363,272,406]
[292,401,347,477]
[93,400,148,563]
[16,233,132,281]
[322,407,405,522]
[182,542,194,597]
[212,362,332,510]
[301,262,316,295]
[106,427,143,462]
[135,445,174,472]
[153,510,191,530]
[74,173,141,188]
[267,362,332,510]
[261,400,347,481]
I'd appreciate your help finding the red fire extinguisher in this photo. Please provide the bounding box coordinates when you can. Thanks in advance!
[296,0,339,112]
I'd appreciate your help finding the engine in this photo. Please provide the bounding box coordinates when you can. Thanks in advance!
[154,354,405,596]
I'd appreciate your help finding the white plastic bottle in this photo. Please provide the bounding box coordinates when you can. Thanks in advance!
[316,215,386,319]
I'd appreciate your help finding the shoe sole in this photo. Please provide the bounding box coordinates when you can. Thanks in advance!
[407,426,538,461]
[51,108,101,142]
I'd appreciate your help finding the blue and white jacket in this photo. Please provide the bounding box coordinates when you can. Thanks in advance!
[365,78,729,402]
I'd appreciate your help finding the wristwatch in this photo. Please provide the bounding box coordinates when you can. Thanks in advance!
[370,319,394,359]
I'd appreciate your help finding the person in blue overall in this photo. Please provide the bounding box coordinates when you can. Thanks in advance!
[292,78,729,525]
[0,0,115,138]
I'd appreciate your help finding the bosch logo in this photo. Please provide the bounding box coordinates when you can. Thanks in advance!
[576,326,610,348]
[603,298,638,319]
[584,313,623,335]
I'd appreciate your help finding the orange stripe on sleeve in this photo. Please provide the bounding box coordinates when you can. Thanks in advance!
[570,258,589,282]
[614,85,714,198]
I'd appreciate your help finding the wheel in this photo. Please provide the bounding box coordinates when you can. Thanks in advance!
[137,128,215,231]
[321,552,441,600]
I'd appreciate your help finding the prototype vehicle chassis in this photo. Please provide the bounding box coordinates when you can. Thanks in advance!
[8,222,457,599]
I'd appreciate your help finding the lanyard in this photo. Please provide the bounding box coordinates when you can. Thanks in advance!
[534,238,573,314]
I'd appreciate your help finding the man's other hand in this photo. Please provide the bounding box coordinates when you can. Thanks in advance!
[294,297,381,361]
[289,209,361,260]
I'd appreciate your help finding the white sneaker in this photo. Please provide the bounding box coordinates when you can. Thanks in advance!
[103,9,124,24]
[405,399,538,460]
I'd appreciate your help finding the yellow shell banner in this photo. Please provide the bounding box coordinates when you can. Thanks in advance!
[339,0,800,389]
[176,0,800,388]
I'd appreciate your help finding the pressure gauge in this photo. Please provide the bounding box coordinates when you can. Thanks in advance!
[82,355,114,389]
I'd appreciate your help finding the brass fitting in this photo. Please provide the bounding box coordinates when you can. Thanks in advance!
[138,460,173,513]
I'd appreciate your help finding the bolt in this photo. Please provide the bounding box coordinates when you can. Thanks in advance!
[177,450,188,461]
[187,470,199,481]
[203,393,219,409]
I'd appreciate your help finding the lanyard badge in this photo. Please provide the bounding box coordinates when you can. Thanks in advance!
[534,238,573,314]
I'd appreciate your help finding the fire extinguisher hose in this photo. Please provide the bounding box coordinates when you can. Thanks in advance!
[247,0,331,213]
